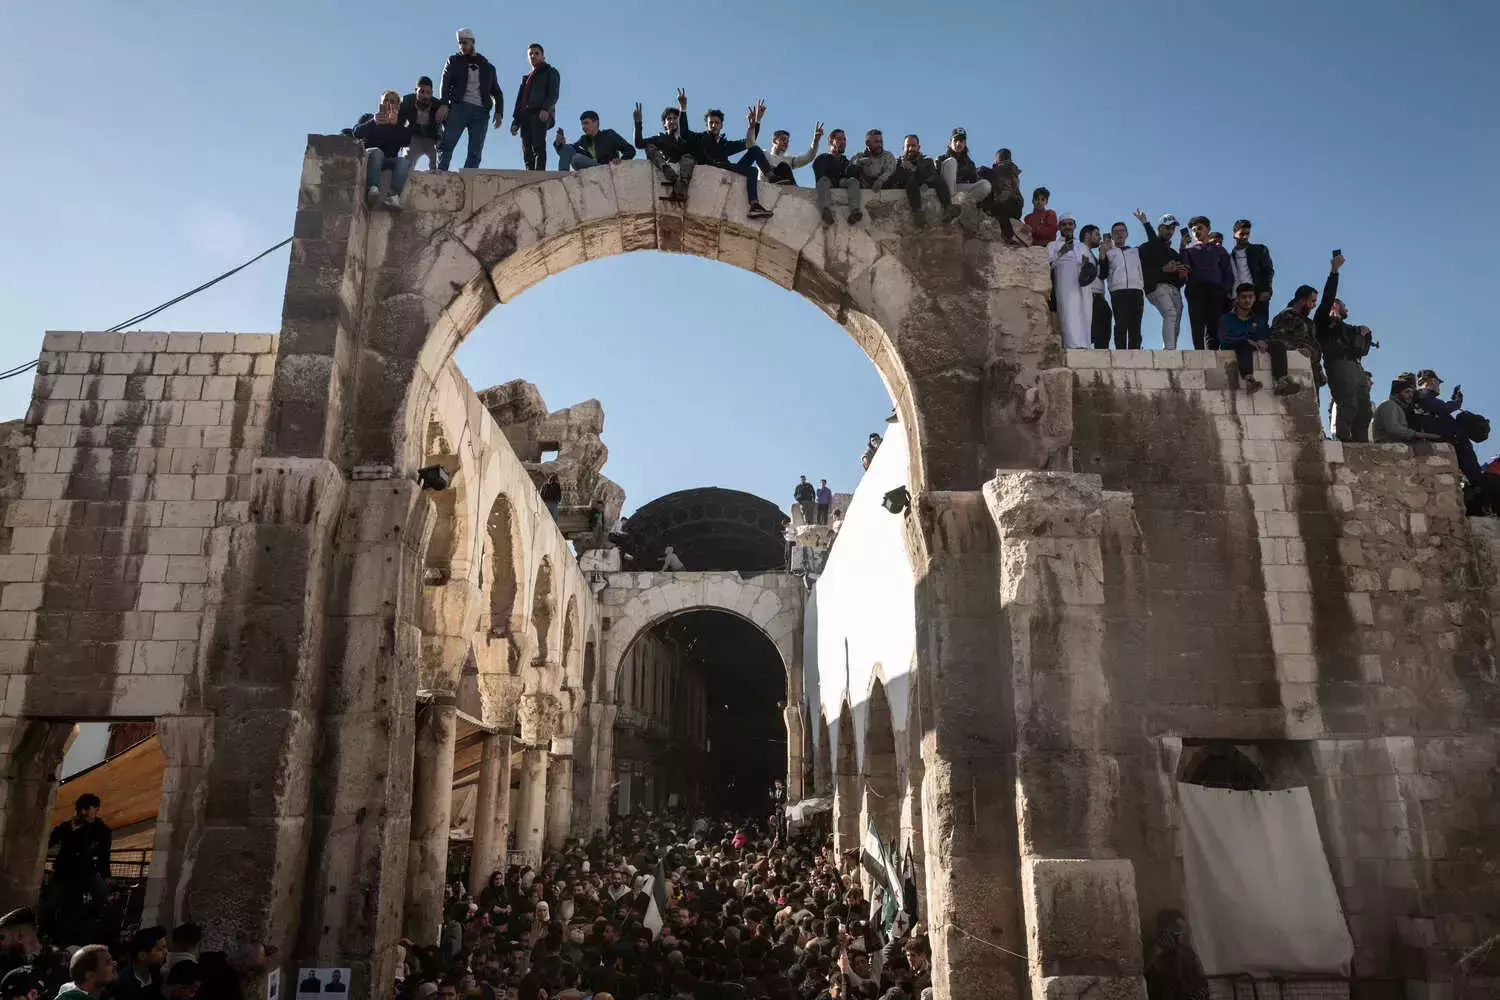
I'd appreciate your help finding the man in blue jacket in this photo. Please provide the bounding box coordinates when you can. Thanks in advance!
[438,28,504,171]
[510,43,560,170]
[1220,283,1302,396]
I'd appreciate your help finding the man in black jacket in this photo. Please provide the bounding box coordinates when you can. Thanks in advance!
[1134,210,1187,349]
[553,111,636,171]
[633,96,691,196]
[438,28,504,171]
[353,91,413,210]
[399,77,447,171]
[1317,253,1375,442]
[44,794,111,941]
[935,129,991,207]
[1228,219,1275,322]
[678,95,775,219]
[813,130,861,226]
[510,43,560,170]
[888,135,958,225]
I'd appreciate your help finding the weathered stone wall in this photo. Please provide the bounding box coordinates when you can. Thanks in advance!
[1049,349,1500,991]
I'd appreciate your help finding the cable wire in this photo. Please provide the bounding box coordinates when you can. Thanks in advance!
[0,236,292,382]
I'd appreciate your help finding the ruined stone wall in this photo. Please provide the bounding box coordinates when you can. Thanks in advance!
[2,330,275,721]
[1053,348,1500,987]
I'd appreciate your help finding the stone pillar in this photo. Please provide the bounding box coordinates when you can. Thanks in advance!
[403,694,457,945]
[468,731,510,895]
[514,693,556,865]
[515,746,550,864]
[909,490,1026,1000]
[589,702,617,833]
[142,716,214,928]
[0,718,73,913]
[545,741,574,851]
[984,472,1145,1000]
[616,764,632,816]
[784,704,805,802]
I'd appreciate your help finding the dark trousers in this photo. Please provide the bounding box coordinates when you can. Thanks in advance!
[989,193,1024,241]
[767,161,797,186]
[1110,289,1145,349]
[889,161,951,212]
[1232,341,1289,381]
[816,503,830,525]
[517,113,549,170]
[727,147,773,203]
[1090,293,1113,349]
[1186,283,1227,349]
[1326,358,1372,443]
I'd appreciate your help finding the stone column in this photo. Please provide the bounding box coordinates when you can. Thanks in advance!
[984,473,1145,1000]
[545,740,574,851]
[589,702,617,833]
[468,730,510,895]
[909,490,1026,1000]
[784,704,805,802]
[403,694,457,945]
[142,716,214,928]
[0,719,73,912]
[515,746,550,864]
[616,764,632,816]
[514,693,556,865]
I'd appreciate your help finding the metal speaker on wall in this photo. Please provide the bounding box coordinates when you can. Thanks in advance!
[417,465,453,491]
[881,486,911,515]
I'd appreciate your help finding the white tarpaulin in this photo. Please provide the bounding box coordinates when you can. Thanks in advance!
[1179,783,1354,976]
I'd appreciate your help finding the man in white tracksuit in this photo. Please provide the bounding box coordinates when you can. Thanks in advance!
[1048,214,1092,349]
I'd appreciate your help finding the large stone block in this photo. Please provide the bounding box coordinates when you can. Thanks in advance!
[1023,858,1144,976]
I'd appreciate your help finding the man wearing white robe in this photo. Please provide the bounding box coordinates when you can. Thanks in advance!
[1048,214,1092,348]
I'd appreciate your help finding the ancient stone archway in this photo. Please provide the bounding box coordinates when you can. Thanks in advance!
[530,557,554,666]
[264,146,1061,495]
[862,674,899,847]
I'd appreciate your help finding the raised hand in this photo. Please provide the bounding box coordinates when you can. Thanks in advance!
[813,121,824,141]
[676,88,688,111]
[754,99,767,121]
[1133,208,1149,225]
[1331,252,1346,272]
[633,102,643,124]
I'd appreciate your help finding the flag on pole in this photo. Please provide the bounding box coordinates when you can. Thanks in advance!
[861,820,902,934]
[641,860,671,937]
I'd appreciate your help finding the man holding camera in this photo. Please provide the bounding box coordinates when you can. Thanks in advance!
[1317,252,1375,442]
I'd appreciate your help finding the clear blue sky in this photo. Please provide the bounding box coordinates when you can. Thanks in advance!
[3,2,1497,511]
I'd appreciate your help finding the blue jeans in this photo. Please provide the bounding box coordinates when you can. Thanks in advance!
[439,102,490,170]
[555,150,601,172]
[364,149,410,194]
[545,501,559,522]
[731,147,772,202]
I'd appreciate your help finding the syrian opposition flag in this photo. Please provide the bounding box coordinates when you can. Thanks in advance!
[642,860,671,937]
[860,820,903,933]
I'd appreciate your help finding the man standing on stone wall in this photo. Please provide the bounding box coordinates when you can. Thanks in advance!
[1135,211,1188,349]
[1317,253,1375,442]
[438,29,504,170]
[1103,221,1146,349]
[815,480,834,525]
[1048,215,1092,350]
[510,43,560,170]
[399,76,448,171]
[1182,215,1234,349]
[793,476,816,525]
[1081,225,1111,349]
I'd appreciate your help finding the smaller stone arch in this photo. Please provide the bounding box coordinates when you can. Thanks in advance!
[582,629,599,700]
[562,596,579,680]
[484,493,522,635]
[530,557,555,665]
[834,700,860,856]
[1180,743,1266,790]
[862,673,899,846]
[422,417,468,582]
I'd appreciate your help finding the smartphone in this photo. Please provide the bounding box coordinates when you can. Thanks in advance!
[1332,249,1342,257]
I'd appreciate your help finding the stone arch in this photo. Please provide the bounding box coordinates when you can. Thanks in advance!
[1180,743,1266,790]
[602,574,801,698]
[530,557,555,665]
[862,673,899,846]
[421,416,468,582]
[561,596,579,681]
[261,145,1066,496]
[582,629,599,701]
[815,709,833,797]
[483,493,522,635]
[834,699,860,857]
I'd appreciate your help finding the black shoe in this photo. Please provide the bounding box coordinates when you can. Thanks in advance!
[847,209,863,225]
[912,209,928,228]
[821,208,835,226]
[748,202,773,219]
[942,204,961,223]
[659,166,678,185]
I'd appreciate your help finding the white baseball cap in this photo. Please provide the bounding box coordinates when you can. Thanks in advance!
[1158,213,1180,227]
[456,27,475,40]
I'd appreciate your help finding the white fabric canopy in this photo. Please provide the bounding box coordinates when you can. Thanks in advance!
[1179,783,1354,976]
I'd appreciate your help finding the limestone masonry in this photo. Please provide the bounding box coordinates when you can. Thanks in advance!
[2,138,1498,1000]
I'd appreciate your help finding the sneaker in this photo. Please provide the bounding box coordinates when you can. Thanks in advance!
[942,204,962,223]
[747,202,773,220]
[847,209,863,225]
[384,194,402,211]
[821,207,835,226]
[1273,375,1303,396]
[1243,376,1263,394]
[366,186,380,208]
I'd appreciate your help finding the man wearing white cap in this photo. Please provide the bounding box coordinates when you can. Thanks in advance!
[438,29,505,170]
[1047,215,1092,349]
[1134,209,1188,349]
